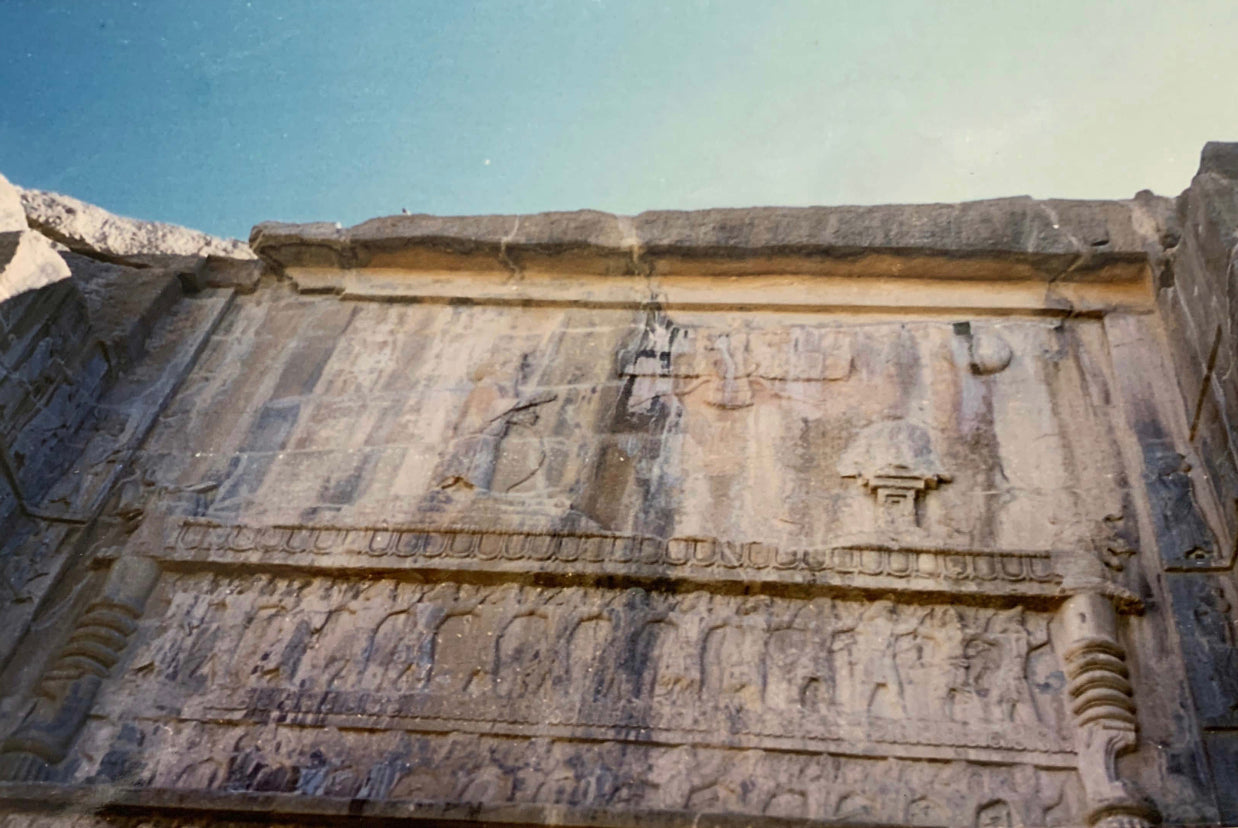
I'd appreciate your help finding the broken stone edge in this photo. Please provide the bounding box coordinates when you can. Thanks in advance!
[19,187,255,266]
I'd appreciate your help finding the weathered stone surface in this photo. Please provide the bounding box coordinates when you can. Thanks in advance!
[20,188,255,264]
[3,149,1238,827]
[251,211,635,274]
[634,197,1145,263]
[0,230,72,303]
[0,178,242,686]
[60,253,181,367]
[253,196,1161,281]
[0,173,26,234]
[1154,142,1238,550]
[0,173,72,302]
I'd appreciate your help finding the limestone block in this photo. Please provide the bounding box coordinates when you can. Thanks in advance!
[0,174,71,301]
[254,196,1161,282]
[0,229,71,302]
[19,188,255,263]
[0,172,26,233]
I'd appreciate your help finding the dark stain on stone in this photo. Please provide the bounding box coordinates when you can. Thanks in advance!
[240,401,301,453]
[1139,427,1219,567]
[320,448,383,506]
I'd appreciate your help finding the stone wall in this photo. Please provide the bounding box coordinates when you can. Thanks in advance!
[0,148,1236,827]
[0,174,255,679]
[1152,143,1238,820]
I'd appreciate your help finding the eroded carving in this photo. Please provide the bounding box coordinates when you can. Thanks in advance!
[1146,450,1221,568]
[621,319,853,410]
[1059,591,1157,827]
[0,556,161,781]
[838,419,952,529]
[62,721,1087,824]
[162,518,1064,599]
[963,325,1014,376]
[434,360,557,494]
[95,574,1073,764]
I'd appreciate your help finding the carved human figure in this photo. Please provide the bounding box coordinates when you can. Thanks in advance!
[452,753,513,804]
[686,749,765,812]
[434,360,555,493]
[702,596,770,713]
[425,584,489,695]
[1148,451,1218,562]
[283,580,373,691]
[761,753,829,819]
[646,745,702,810]
[230,601,304,686]
[704,332,755,409]
[493,587,555,700]
[918,605,971,721]
[828,604,859,709]
[290,607,360,690]
[359,584,442,692]
[764,600,833,712]
[140,584,225,692]
[621,317,687,413]
[827,756,884,821]
[982,607,1043,727]
[559,591,619,705]
[836,600,923,718]
[643,592,711,710]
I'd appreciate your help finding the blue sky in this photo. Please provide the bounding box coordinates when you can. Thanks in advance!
[2,1,1236,239]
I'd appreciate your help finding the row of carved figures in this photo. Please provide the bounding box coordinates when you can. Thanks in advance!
[0,558,1156,827]
[116,576,1065,736]
[67,721,1083,827]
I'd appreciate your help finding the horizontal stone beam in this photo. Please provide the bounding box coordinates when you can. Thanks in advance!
[251,195,1173,282]
[140,518,1067,606]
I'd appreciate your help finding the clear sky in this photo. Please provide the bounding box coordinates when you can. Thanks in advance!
[2,1,1236,240]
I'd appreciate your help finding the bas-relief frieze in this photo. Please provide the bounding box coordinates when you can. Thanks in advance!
[32,509,1148,825]
[60,723,1088,827]
[0,557,161,782]
[91,573,1073,763]
[166,308,1128,549]
[0,306,1171,826]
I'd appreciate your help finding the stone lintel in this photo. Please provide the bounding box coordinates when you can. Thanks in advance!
[250,196,1165,283]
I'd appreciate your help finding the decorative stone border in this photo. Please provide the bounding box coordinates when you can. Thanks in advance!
[157,519,1063,600]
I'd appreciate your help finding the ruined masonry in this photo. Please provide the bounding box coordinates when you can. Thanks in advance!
[0,143,1236,828]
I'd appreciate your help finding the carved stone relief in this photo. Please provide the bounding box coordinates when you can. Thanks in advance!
[838,419,952,530]
[159,518,1066,600]
[0,556,160,781]
[61,722,1088,826]
[619,318,853,411]
[0,296,1198,826]
[1059,591,1157,827]
[82,572,1073,765]
[1167,575,1238,729]
[433,359,557,495]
